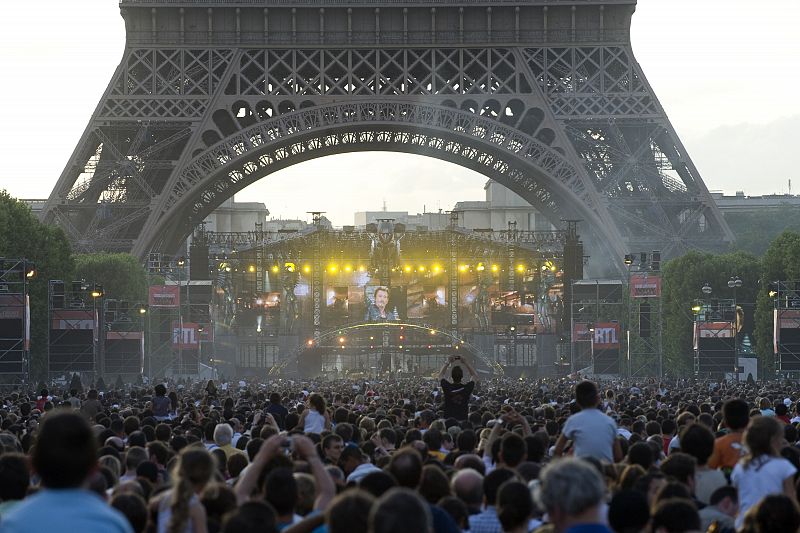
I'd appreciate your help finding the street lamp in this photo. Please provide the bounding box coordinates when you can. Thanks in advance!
[701,283,712,297]
[728,276,742,381]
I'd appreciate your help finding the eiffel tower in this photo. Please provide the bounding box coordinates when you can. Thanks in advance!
[42,0,733,268]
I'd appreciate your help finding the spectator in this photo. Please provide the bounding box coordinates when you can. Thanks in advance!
[537,458,611,533]
[741,494,800,533]
[732,415,798,528]
[438,356,479,421]
[368,488,432,533]
[152,447,214,533]
[0,411,132,532]
[607,490,649,533]
[469,468,516,533]
[650,498,701,533]
[326,489,375,533]
[496,480,535,533]
[678,423,726,505]
[0,454,29,518]
[708,399,748,470]
[698,486,737,533]
[554,381,622,463]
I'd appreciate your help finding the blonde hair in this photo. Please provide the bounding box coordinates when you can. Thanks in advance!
[168,448,214,533]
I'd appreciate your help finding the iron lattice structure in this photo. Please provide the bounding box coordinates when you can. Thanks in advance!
[42,0,732,269]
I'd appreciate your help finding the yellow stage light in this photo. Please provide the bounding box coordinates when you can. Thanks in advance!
[458,264,468,273]
[476,263,485,272]
[515,264,525,273]
[338,337,345,344]
[271,265,279,273]
[358,265,365,272]
[328,264,338,273]
[248,265,256,273]
[344,265,352,272]
[404,265,412,273]
[418,266,426,272]
[433,264,441,273]
[303,265,311,273]
[491,264,499,272]
[285,262,296,272]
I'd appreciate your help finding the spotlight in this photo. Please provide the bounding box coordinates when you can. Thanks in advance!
[344,265,352,272]
[24,263,37,279]
[491,264,499,272]
[404,265,412,273]
[90,284,104,298]
[516,264,525,273]
[303,265,311,273]
[176,257,186,267]
[248,265,256,273]
[271,265,279,273]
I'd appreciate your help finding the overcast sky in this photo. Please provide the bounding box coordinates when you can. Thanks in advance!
[0,0,797,226]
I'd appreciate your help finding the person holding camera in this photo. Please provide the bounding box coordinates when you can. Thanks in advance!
[438,355,479,421]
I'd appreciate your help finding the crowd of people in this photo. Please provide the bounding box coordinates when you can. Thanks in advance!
[1,355,800,532]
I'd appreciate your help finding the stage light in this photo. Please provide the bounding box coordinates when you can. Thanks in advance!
[225,266,231,272]
[256,298,264,305]
[691,305,702,313]
[516,264,525,273]
[399,335,404,340]
[430,329,436,335]
[339,337,345,343]
[404,265,412,273]
[285,262,296,272]
[769,290,778,297]
[344,265,352,272]
[369,336,374,340]
[476,263,485,272]
[399,345,403,349]
[307,339,314,346]
[25,263,37,279]
[177,257,186,267]
[418,266,425,272]
[90,284,104,298]
[328,264,338,273]
[303,265,311,273]
[491,264,499,272]
[432,264,441,273]
[248,265,256,273]
[358,265,365,272]
[271,265,279,273]
[137,304,147,315]
[458,264,468,273]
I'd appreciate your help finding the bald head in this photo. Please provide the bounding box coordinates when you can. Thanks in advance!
[454,453,486,475]
[451,468,484,511]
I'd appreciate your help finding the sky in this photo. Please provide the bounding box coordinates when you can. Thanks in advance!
[0,0,797,226]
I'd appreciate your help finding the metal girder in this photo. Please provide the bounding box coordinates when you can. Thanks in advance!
[43,2,731,269]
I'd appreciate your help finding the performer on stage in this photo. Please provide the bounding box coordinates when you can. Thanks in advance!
[365,286,398,321]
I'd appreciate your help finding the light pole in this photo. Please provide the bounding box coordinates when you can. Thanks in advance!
[177,256,186,375]
[728,276,742,381]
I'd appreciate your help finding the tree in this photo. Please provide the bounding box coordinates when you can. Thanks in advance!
[754,231,800,378]
[662,250,760,375]
[726,207,800,257]
[73,253,148,303]
[0,191,75,380]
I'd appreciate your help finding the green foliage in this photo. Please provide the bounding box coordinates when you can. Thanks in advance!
[74,252,148,303]
[754,231,800,378]
[726,207,800,256]
[662,250,760,376]
[0,191,74,379]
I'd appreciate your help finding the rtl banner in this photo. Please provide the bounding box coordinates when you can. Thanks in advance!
[172,322,199,349]
[592,323,620,350]
[630,274,661,298]
[774,309,800,353]
[694,321,735,350]
[149,285,180,308]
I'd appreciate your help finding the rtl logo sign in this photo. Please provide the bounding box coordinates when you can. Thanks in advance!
[172,322,199,348]
[592,323,620,349]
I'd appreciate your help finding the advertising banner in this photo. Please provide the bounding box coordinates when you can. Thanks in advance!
[592,322,620,350]
[172,322,199,349]
[149,285,180,308]
[630,274,661,298]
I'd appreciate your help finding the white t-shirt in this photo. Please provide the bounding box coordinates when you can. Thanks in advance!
[732,456,797,529]
[562,408,617,463]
